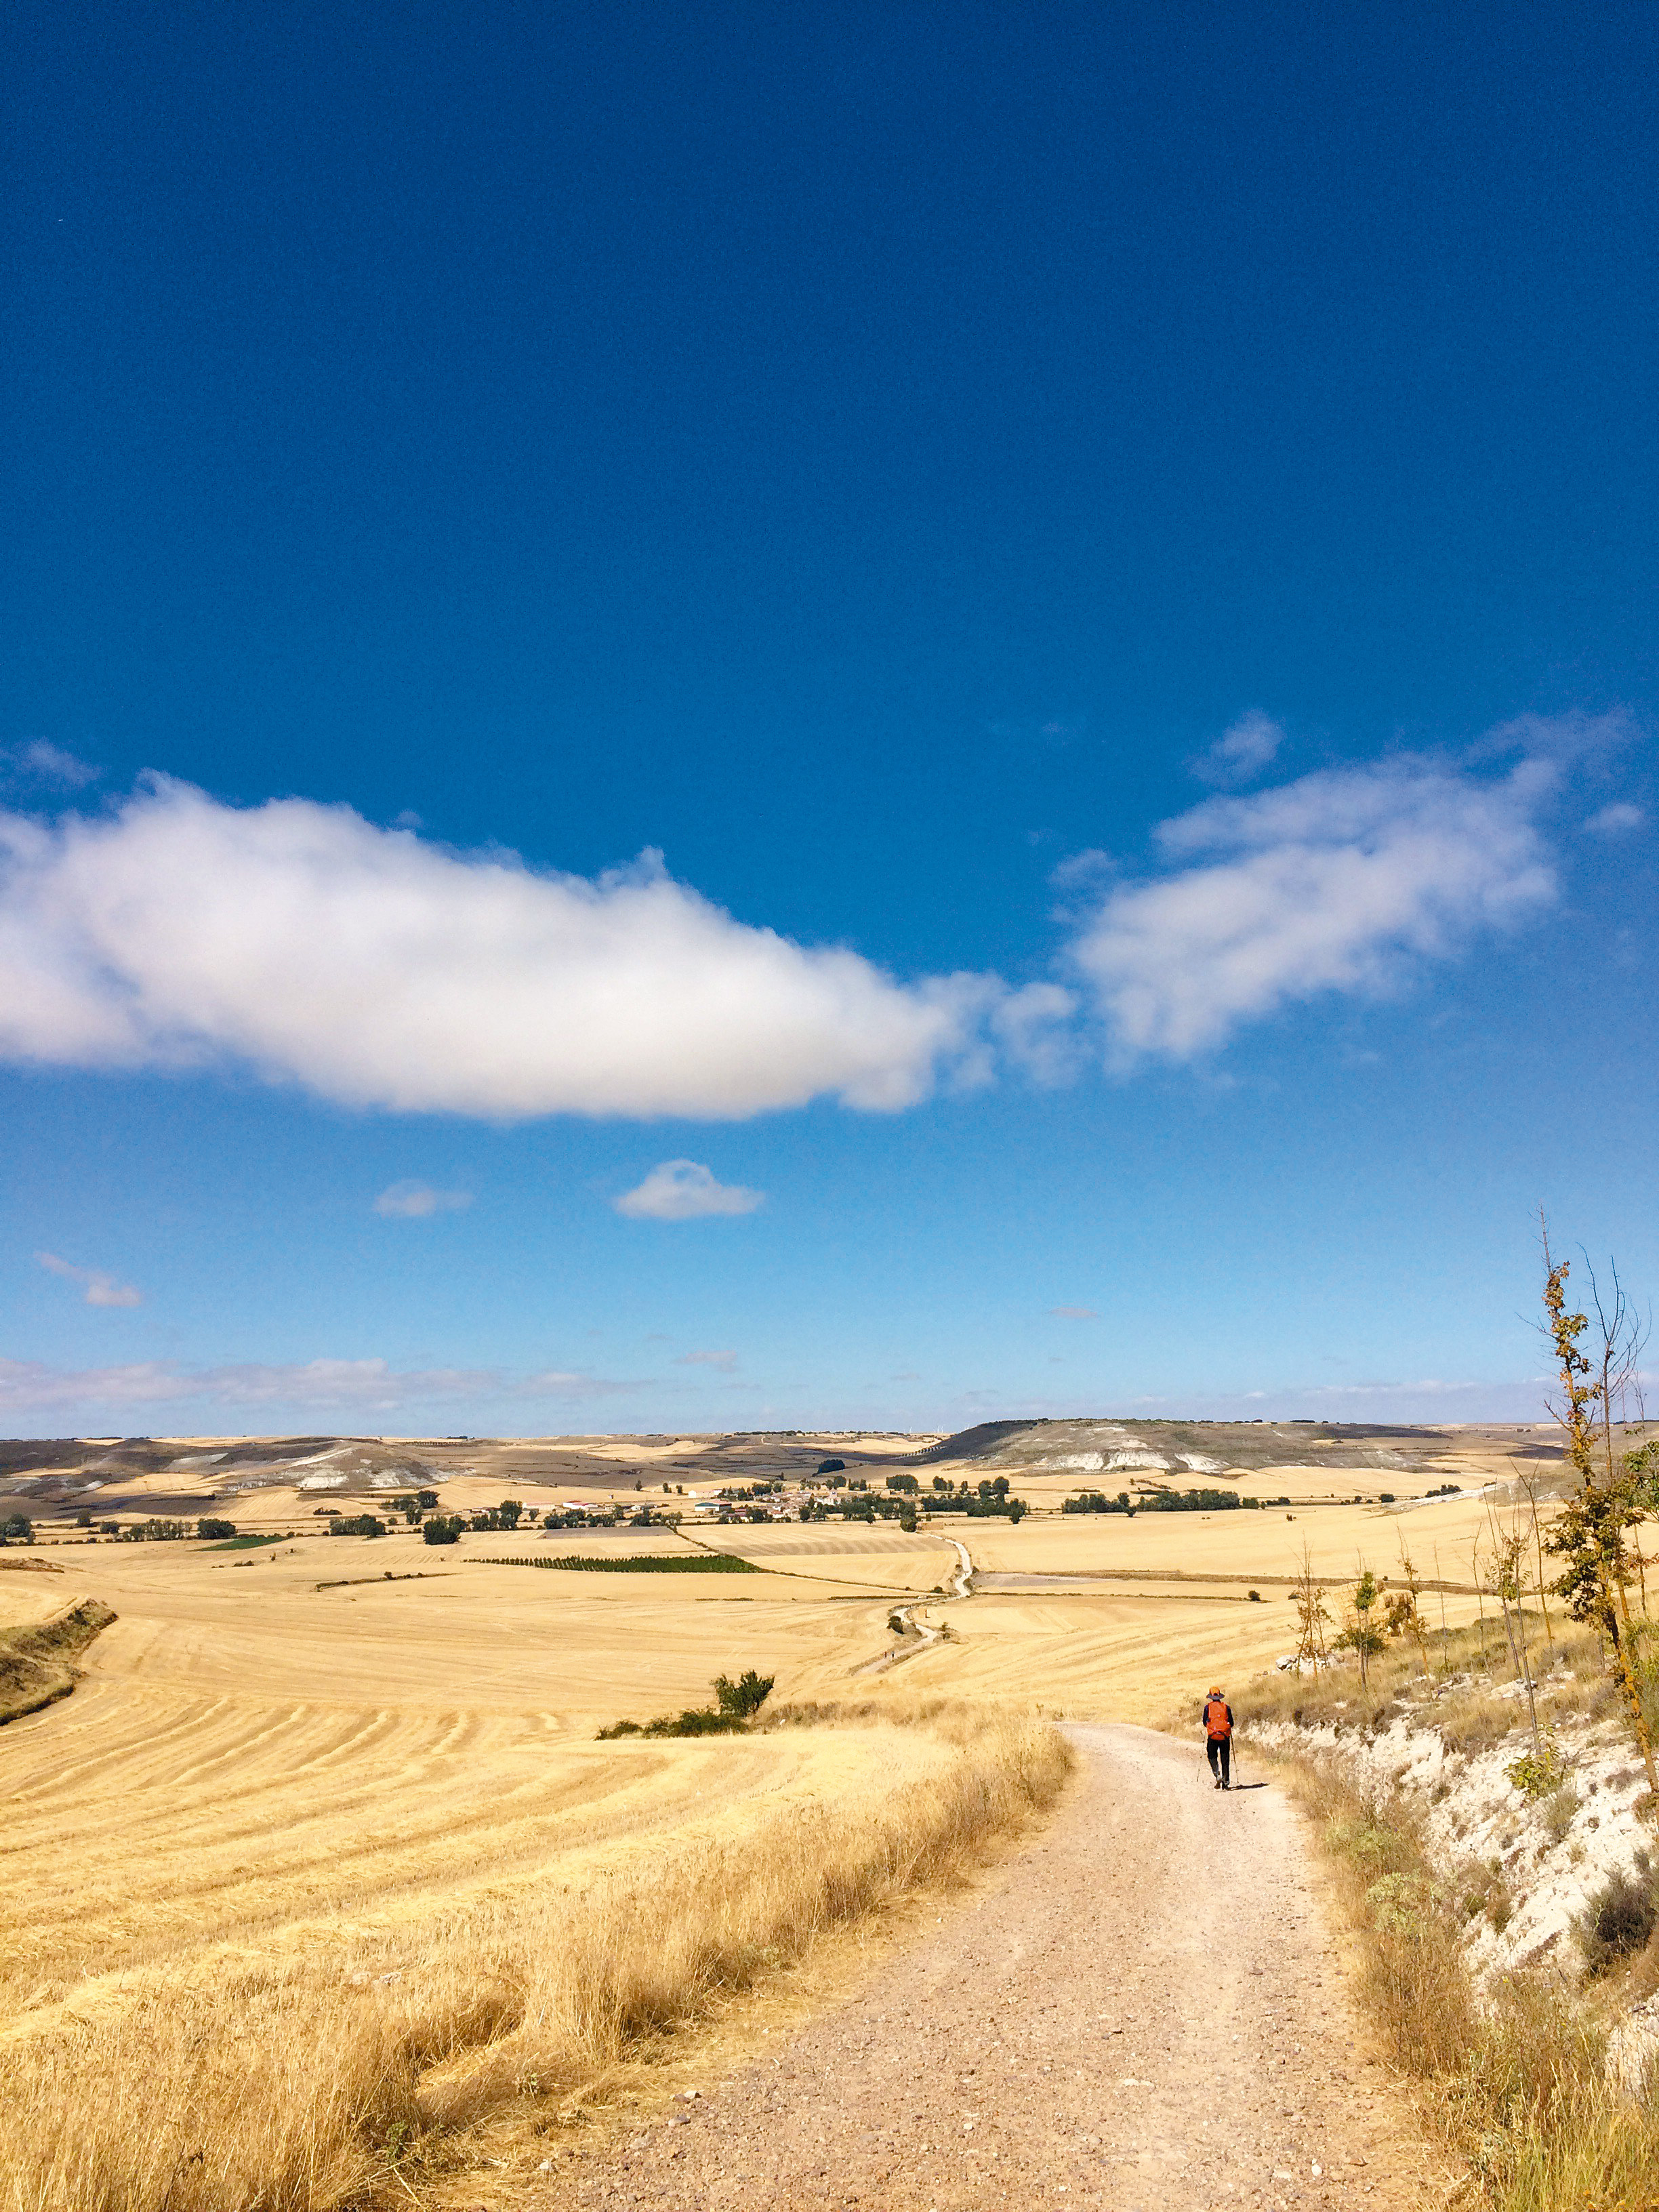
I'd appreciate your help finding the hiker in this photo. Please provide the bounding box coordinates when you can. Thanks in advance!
[1202,1685,1233,1788]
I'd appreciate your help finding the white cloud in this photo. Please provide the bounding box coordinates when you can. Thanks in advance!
[1067,754,1557,1061]
[613,1160,764,1221]
[37,1250,142,1308]
[989,981,1078,1086]
[1,741,99,790]
[1048,1305,1098,1319]
[0,1353,636,1419]
[517,1369,639,1397]
[0,776,1002,1119]
[1585,802,1645,835]
[373,1180,474,1218]
[676,1349,739,1373]
[1194,710,1285,785]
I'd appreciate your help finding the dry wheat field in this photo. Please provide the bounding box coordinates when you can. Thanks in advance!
[0,1417,1573,2209]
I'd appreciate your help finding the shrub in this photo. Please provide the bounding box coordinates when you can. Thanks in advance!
[328,1514,386,1538]
[816,1456,846,1473]
[1579,1869,1659,1974]
[1507,1729,1566,1799]
[422,1517,463,1546]
[714,1669,775,1719]
[2,1512,34,1542]
[196,1518,237,1540]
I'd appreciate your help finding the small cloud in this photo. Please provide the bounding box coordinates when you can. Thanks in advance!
[676,1349,739,1373]
[1193,710,1285,785]
[890,1370,920,1381]
[373,1181,474,1219]
[1585,802,1645,836]
[1048,1305,1098,1319]
[37,1250,142,1307]
[988,716,1085,745]
[392,809,423,831]
[2,739,100,790]
[614,1160,764,1222]
[516,1369,638,1397]
[1049,847,1116,891]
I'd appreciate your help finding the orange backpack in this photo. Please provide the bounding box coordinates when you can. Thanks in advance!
[1204,1696,1231,1740]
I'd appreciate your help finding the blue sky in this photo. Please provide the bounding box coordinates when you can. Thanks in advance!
[3,5,1656,1437]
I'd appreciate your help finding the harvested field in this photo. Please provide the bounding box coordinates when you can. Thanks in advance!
[0,1420,1586,2205]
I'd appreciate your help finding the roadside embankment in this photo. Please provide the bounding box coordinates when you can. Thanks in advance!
[0,1593,116,1723]
[1229,1625,1659,2210]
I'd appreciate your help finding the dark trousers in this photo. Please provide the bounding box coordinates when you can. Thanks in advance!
[1207,1736,1231,1785]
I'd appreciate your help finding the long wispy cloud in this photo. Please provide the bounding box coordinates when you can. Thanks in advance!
[37,1251,143,1308]
[0,1354,639,1418]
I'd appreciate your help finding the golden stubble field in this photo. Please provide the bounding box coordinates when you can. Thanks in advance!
[0,1425,1593,2208]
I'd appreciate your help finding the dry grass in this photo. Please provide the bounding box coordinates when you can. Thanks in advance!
[0,1595,116,1722]
[3,1703,1067,2212]
[1284,1755,1659,2211]
[1228,1618,1619,1750]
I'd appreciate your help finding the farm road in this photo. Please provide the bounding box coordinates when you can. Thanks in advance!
[555,1726,1439,2212]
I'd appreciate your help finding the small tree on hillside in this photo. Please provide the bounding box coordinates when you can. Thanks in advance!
[1334,1569,1387,1689]
[1290,1549,1330,1673]
[1540,1235,1659,1803]
[714,1669,774,1719]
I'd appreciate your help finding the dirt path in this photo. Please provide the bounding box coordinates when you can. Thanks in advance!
[550,1725,1441,2211]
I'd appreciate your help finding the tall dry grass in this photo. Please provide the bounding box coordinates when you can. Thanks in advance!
[1286,1756,1659,2212]
[1230,1617,1617,1749]
[4,1706,1068,2212]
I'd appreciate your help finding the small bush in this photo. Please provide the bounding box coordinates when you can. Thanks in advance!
[328,1514,385,1539]
[1580,1869,1659,1975]
[1542,1783,1580,1845]
[714,1669,774,1719]
[1508,1730,1566,1799]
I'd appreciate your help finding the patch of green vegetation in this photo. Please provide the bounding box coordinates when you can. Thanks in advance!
[598,1669,775,1738]
[204,1534,285,1552]
[470,1551,759,1572]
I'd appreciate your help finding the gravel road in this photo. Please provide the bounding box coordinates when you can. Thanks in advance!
[554,1723,1440,2211]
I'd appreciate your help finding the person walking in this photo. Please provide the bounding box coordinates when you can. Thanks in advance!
[1202,1685,1234,1788]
